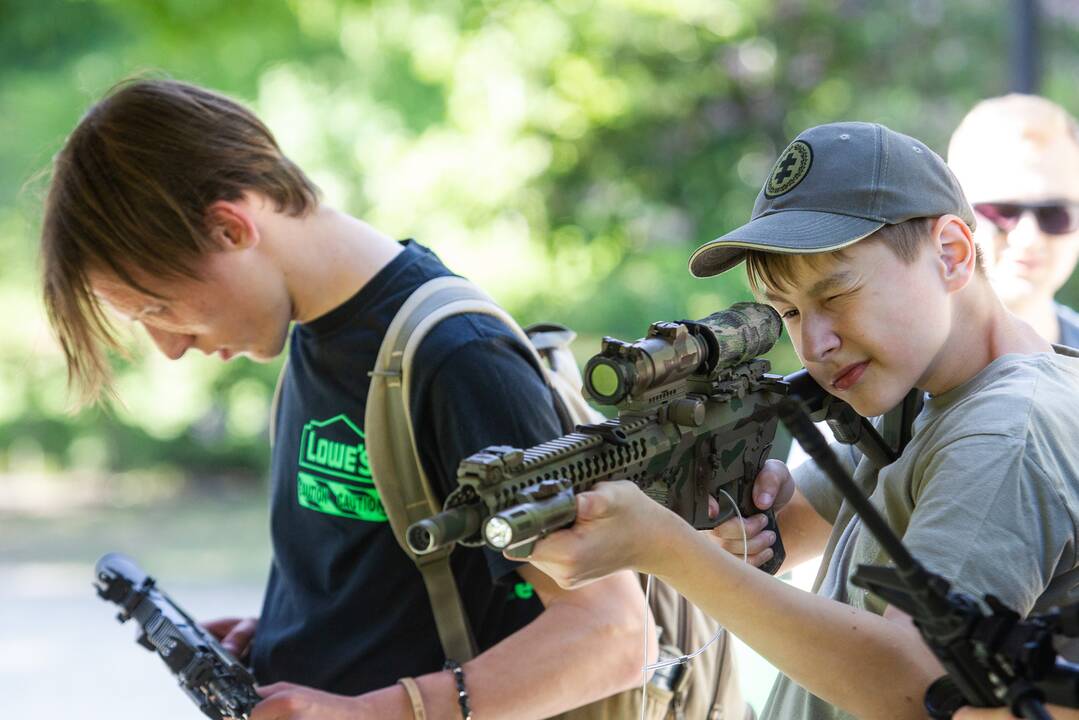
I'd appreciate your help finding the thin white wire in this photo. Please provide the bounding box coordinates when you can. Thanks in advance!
[640,573,654,720]
[639,489,748,720]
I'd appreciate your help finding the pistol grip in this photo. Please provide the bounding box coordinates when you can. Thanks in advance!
[757,508,786,576]
[923,676,966,719]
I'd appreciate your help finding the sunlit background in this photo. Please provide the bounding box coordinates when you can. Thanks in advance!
[3,1,1079,717]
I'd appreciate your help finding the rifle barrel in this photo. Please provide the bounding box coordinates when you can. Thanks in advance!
[407,504,484,554]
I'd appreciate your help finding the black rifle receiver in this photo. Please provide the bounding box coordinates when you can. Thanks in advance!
[94,553,261,720]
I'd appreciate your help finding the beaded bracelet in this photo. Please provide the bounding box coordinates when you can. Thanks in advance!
[443,659,473,720]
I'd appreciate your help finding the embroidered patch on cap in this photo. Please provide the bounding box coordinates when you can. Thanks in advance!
[765,140,813,198]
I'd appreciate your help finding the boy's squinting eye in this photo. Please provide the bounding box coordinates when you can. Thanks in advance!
[779,308,799,321]
[824,287,859,304]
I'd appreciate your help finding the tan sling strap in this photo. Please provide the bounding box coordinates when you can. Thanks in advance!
[364,275,556,663]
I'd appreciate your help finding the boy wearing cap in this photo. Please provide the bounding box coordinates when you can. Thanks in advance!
[527,122,1079,720]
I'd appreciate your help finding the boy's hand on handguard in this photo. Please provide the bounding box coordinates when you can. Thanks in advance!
[201,616,258,659]
[709,459,794,568]
[524,480,683,589]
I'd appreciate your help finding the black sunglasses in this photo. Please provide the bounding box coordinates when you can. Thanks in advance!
[973,201,1079,236]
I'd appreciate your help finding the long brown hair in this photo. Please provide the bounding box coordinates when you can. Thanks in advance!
[41,77,319,405]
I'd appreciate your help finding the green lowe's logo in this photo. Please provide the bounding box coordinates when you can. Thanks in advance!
[296,415,387,522]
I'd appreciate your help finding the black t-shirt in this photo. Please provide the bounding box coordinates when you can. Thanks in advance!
[250,241,561,694]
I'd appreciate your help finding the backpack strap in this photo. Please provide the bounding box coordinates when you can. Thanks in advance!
[524,322,605,431]
[365,275,552,662]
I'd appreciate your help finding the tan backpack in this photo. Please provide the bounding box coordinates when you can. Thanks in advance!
[361,276,752,720]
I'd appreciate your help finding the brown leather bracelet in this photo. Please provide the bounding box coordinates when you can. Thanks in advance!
[397,676,427,720]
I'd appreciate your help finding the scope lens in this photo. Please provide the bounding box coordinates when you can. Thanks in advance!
[589,363,620,398]
[484,517,514,549]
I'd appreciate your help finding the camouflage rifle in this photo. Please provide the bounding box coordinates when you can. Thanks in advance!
[406,302,789,574]
[94,553,261,720]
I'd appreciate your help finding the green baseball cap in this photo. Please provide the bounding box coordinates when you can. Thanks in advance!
[688,121,976,278]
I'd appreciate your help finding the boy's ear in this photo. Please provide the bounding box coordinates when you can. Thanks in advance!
[931,214,977,292]
[205,199,260,251]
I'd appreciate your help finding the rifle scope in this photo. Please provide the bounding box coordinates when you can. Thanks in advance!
[583,302,782,406]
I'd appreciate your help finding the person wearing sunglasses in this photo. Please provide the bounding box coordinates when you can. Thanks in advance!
[948,94,1079,347]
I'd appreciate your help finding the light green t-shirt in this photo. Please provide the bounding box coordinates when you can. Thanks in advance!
[762,349,1079,720]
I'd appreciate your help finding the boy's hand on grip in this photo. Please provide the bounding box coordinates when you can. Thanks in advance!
[709,459,794,569]
[202,616,258,659]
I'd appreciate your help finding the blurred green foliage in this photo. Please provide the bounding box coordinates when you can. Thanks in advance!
[4,0,1079,485]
